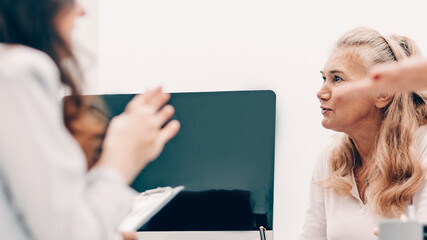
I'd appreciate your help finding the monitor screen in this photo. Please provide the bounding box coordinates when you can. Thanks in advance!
[90,90,275,232]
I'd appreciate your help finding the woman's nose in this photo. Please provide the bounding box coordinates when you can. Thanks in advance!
[317,85,331,102]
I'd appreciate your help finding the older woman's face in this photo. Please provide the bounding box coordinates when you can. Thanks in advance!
[317,48,381,133]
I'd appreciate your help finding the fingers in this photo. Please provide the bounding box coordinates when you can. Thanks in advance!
[121,232,138,240]
[138,86,168,108]
[369,65,399,86]
[157,120,180,145]
[156,105,175,127]
[122,87,180,146]
[400,213,408,222]
[147,92,171,110]
[373,227,379,236]
[364,57,427,94]
[127,94,176,131]
[333,78,376,99]
[368,58,427,92]
[125,88,158,112]
[126,87,170,113]
[133,87,162,105]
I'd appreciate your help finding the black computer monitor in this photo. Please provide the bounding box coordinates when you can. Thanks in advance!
[97,90,276,232]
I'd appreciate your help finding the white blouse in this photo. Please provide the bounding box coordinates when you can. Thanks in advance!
[299,128,427,240]
[0,44,137,240]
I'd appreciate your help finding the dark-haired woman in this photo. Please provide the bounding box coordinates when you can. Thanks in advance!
[0,1,180,239]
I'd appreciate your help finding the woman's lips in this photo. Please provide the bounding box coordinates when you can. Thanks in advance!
[321,106,332,114]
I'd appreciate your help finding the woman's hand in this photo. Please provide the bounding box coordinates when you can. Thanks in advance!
[121,232,138,240]
[97,87,180,184]
[336,57,427,98]
[373,213,410,237]
[368,57,427,92]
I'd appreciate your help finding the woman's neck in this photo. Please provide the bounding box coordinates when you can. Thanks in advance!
[348,123,380,166]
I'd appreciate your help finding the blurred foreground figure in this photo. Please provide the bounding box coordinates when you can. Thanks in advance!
[0,0,180,239]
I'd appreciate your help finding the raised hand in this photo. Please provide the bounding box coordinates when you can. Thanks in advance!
[98,87,180,184]
[336,57,427,98]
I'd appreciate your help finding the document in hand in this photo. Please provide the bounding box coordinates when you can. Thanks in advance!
[118,186,184,232]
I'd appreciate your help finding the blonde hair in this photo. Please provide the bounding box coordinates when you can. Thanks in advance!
[321,27,427,217]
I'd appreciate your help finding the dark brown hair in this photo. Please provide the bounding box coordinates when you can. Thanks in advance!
[0,0,83,131]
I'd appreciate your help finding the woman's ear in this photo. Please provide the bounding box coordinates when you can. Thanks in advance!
[375,92,393,109]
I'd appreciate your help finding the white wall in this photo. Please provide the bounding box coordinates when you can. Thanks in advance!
[72,0,99,92]
[75,0,427,239]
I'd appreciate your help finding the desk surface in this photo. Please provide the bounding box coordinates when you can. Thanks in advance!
[136,230,274,240]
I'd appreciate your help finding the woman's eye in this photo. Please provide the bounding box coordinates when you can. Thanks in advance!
[333,75,343,82]
[322,76,327,83]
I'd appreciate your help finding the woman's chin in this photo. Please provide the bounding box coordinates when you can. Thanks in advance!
[321,120,330,129]
[321,120,336,131]
[322,121,345,133]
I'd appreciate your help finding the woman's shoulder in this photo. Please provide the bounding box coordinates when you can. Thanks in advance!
[415,125,427,136]
[0,44,59,88]
[313,133,345,176]
[415,126,427,158]
[319,133,344,158]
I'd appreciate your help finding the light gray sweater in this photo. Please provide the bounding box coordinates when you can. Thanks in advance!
[0,44,137,240]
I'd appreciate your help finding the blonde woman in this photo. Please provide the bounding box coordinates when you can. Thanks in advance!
[299,27,427,240]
